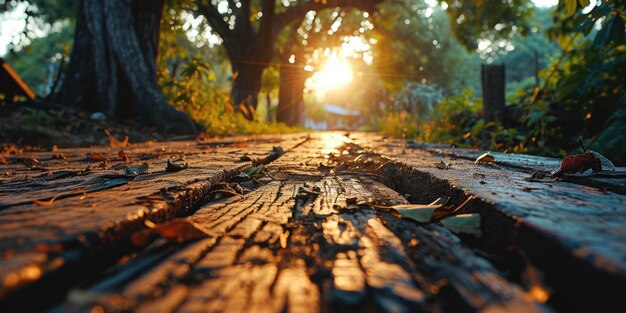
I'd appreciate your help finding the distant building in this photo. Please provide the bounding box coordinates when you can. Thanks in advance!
[325,104,360,130]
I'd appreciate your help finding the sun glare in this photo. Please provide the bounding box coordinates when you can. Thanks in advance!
[309,55,353,92]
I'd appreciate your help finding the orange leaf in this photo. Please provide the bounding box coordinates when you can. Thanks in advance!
[89,153,107,162]
[33,195,60,206]
[118,150,128,162]
[22,158,41,168]
[104,129,129,148]
[130,219,213,247]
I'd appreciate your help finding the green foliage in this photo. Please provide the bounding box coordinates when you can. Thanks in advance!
[378,111,420,139]
[418,90,483,147]
[157,4,298,136]
[403,1,626,164]
[372,3,481,95]
[444,0,534,50]
[4,24,73,94]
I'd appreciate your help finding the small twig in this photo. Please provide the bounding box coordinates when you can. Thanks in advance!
[368,204,395,210]
[446,195,476,216]
[578,137,586,151]
[260,167,276,180]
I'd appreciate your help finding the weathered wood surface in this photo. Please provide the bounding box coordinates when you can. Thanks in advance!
[0,132,624,312]
[0,134,306,309]
[353,134,626,311]
[46,134,546,313]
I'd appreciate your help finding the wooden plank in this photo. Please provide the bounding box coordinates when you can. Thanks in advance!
[43,133,546,313]
[354,133,626,311]
[405,142,626,194]
[0,135,307,310]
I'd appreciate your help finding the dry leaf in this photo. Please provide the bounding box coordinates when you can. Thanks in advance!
[124,163,149,176]
[588,150,615,171]
[88,153,107,162]
[104,129,129,148]
[130,219,213,247]
[118,150,129,162]
[0,157,7,165]
[432,195,475,220]
[440,213,481,237]
[475,152,494,165]
[265,146,284,163]
[52,153,66,160]
[166,159,188,172]
[392,204,442,223]
[34,195,61,206]
[22,158,41,168]
[436,158,450,170]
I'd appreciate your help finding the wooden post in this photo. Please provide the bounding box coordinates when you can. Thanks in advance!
[534,50,540,87]
[481,64,505,124]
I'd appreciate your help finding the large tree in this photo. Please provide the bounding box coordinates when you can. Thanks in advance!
[195,0,382,120]
[275,9,364,126]
[58,0,198,134]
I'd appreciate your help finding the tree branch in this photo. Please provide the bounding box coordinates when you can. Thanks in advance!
[255,0,275,57]
[195,0,239,57]
[274,0,382,32]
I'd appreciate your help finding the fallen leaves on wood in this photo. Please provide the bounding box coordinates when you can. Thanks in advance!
[166,159,188,172]
[52,153,66,160]
[551,137,615,177]
[436,158,450,170]
[264,146,285,163]
[393,203,442,222]
[104,129,129,148]
[114,150,129,163]
[1,144,23,155]
[432,195,476,220]
[239,154,253,162]
[440,213,482,237]
[383,196,475,223]
[88,153,107,162]
[124,163,149,176]
[33,195,61,206]
[130,219,213,247]
[22,158,41,168]
[475,152,495,165]
[240,166,266,179]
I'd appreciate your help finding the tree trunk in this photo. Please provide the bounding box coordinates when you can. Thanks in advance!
[277,64,307,126]
[59,0,199,135]
[230,61,265,121]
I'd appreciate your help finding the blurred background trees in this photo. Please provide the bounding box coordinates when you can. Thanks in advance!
[1,0,624,162]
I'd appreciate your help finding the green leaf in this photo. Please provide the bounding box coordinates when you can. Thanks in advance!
[565,0,577,17]
[608,15,625,44]
[441,213,482,237]
[575,18,596,36]
[393,204,442,223]
[556,75,584,101]
[578,0,590,7]
[593,16,613,47]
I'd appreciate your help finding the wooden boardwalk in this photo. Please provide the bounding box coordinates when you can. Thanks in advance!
[0,132,624,312]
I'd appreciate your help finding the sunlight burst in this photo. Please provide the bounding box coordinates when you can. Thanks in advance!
[309,55,353,92]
